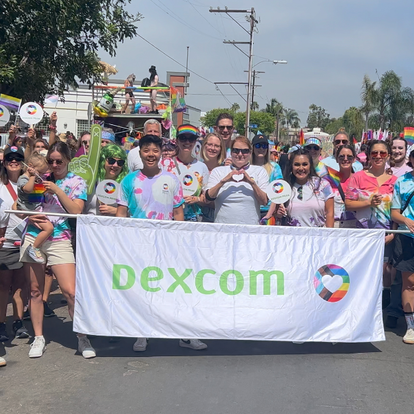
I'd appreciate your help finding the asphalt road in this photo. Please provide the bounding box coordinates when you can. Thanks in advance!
[1,288,412,414]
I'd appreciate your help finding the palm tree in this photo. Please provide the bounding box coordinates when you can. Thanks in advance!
[283,108,301,129]
[360,74,377,132]
[230,102,240,112]
[266,98,284,138]
[251,101,259,111]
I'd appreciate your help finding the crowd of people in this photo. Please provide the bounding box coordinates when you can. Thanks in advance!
[1,110,414,368]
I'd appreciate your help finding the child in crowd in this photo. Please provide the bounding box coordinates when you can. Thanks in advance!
[16,153,53,263]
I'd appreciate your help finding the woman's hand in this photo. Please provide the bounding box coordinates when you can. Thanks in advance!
[404,217,414,233]
[43,181,60,195]
[50,111,57,124]
[242,170,255,186]
[99,204,117,216]
[276,205,287,219]
[184,195,200,205]
[224,158,232,166]
[370,194,383,207]
[221,169,242,184]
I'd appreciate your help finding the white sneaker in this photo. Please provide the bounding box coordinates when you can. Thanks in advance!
[29,336,46,358]
[0,356,6,367]
[179,339,208,350]
[133,338,148,352]
[78,336,96,359]
[27,245,45,264]
[403,328,414,344]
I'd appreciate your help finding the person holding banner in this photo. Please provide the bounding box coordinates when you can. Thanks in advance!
[20,141,96,359]
[166,124,209,222]
[84,144,128,215]
[117,134,207,351]
[0,146,30,343]
[391,149,414,343]
[276,148,334,227]
[206,135,269,225]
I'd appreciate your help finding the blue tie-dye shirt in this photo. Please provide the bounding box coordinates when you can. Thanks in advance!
[391,171,414,238]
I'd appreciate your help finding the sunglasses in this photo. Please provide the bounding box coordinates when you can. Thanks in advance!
[107,157,126,167]
[370,151,388,159]
[232,148,250,155]
[82,140,90,147]
[338,155,355,161]
[306,145,320,151]
[178,136,197,143]
[297,186,303,201]
[254,143,268,149]
[334,139,349,145]
[218,125,233,131]
[6,156,23,163]
[47,159,64,165]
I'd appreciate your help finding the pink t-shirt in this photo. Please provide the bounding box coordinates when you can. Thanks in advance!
[345,171,397,229]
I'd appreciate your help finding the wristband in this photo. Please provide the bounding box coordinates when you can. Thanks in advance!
[48,125,57,130]
[205,190,216,201]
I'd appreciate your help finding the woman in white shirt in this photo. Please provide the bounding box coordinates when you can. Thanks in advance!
[206,135,268,225]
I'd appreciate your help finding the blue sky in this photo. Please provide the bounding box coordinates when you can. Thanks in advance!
[100,0,414,124]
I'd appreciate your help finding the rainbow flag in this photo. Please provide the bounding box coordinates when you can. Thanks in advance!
[27,183,46,204]
[404,127,414,146]
[299,129,304,145]
[0,93,21,111]
[325,166,341,188]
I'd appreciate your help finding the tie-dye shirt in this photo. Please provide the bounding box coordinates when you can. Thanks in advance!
[117,170,184,220]
[391,172,414,238]
[331,175,357,222]
[345,171,397,229]
[26,172,87,241]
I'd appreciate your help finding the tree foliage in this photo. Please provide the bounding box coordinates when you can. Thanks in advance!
[0,0,141,101]
[306,104,330,130]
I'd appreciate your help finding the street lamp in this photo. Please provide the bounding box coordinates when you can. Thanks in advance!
[246,59,287,138]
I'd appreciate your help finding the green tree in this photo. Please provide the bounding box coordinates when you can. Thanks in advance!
[325,118,344,135]
[201,108,234,128]
[342,107,364,139]
[306,104,330,130]
[283,108,301,129]
[251,101,259,111]
[360,74,377,132]
[0,0,141,101]
[230,102,240,112]
[265,98,284,137]
[234,111,275,135]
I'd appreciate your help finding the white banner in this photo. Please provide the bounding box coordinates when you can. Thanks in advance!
[74,216,385,343]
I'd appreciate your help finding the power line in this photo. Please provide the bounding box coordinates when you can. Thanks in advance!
[216,85,233,106]
[136,33,214,85]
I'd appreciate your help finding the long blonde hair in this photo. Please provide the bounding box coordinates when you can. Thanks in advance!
[201,133,226,165]
[252,142,273,176]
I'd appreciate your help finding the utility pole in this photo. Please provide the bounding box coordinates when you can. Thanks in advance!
[245,69,264,110]
[210,7,258,137]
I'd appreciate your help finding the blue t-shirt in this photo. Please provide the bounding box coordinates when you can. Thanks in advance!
[391,171,414,238]
[117,170,184,220]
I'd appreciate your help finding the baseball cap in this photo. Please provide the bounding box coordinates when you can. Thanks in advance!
[288,144,302,154]
[252,134,269,146]
[176,124,199,138]
[4,146,24,161]
[304,137,322,148]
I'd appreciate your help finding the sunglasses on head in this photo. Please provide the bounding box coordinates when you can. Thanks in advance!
[334,139,349,145]
[306,145,320,151]
[254,143,268,149]
[47,159,64,165]
[107,157,125,167]
[232,148,250,155]
[370,151,388,159]
[338,155,355,161]
[178,135,197,143]
[218,125,233,131]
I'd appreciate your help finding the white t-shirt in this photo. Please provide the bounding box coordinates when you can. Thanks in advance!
[127,146,143,172]
[0,181,25,249]
[391,163,412,178]
[207,165,269,225]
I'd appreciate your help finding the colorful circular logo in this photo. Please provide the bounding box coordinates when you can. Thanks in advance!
[104,182,116,194]
[183,174,193,186]
[26,105,37,115]
[314,264,350,302]
[272,182,284,194]
[163,183,169,190]
[0,108,3,117]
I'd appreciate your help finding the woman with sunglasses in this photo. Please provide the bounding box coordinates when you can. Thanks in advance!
[84,144,128,215]
[166,124,209,222]
[332,145,357,227]
[303,137,328,178]
[345,140,397,231]
[276,148,334,227]
[0,146,30,346]
[391,149,414,344]
[206,136,268,224]
[20,141,95,359]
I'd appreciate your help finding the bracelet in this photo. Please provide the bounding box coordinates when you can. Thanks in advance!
[48,125,57,130]
[205,190,216,202]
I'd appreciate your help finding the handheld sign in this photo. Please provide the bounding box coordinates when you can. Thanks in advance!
[266,179,292,204]
[19,102,44,125]
[69,124,101,194]
[96,179,120,205]
[179,171,199,196]
[0,104,10,126]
